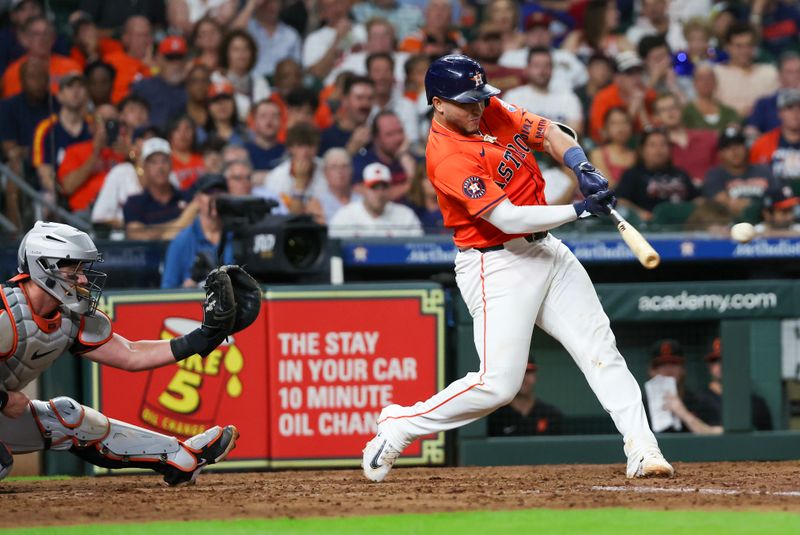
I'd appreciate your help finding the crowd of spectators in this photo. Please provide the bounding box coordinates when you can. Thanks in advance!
[2,0,800,239]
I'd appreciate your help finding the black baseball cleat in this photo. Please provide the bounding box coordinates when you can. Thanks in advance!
[163,425,239,487]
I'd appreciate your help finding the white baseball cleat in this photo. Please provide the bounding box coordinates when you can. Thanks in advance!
[626,447,675,478]
[362,404,404,482]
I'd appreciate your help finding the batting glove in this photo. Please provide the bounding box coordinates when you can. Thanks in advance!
[573,190,616,219]
[563,146,609,196]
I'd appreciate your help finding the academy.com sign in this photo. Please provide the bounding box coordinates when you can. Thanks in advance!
[638,291,778,313]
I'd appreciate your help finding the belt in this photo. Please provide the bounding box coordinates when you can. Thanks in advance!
[461,231,548,253]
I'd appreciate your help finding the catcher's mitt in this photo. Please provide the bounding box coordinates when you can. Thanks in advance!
[219,265,261,333]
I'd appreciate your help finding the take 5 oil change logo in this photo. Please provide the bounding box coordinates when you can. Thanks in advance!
[140,317,245,437]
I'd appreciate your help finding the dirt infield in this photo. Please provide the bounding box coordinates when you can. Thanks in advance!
[2,461,799,527]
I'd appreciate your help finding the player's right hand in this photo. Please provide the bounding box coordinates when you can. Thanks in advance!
[573,190,616,219]
[1,390,30,419]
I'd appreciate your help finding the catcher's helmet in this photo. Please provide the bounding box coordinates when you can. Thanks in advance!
[424,54,500,105]
[18,221,106,316]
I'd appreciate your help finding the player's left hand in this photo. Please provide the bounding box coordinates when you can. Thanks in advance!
[575,162,609,197]
[574,190,616,219]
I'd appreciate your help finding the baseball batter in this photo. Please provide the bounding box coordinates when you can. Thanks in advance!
[0,221,260,485]
[363,55,674,481]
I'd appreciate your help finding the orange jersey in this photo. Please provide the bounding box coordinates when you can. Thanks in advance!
[426,96,551,249]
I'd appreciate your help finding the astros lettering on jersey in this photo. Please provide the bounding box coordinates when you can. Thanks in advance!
[426,96,552,249]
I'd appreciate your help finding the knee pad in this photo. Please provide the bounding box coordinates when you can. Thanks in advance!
[30,397,110,451]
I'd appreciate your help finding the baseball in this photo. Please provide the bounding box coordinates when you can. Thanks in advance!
[731,222,756,243]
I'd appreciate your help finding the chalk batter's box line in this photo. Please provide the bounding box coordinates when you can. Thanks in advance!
[591,485,800,497]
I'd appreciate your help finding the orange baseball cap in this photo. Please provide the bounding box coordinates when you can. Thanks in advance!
[650,338,686,366]
[158,35,188,58]
[363,162,392,187]
[705,337,722,362]
[208,80,235,100]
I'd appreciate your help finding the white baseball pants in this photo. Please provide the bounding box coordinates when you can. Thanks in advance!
[378,235,658,454]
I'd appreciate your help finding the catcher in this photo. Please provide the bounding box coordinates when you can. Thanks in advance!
[0,221,261,485]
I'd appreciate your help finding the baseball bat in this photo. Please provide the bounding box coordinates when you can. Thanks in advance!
[607,207,660,269]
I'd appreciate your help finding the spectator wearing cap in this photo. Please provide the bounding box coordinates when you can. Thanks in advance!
[123,137,194,240]
[504,46,584,137]
[32,72,93,204]
[302,0,367,82]
[399,0,465,58]
[643,338,700,433]
[653,93,717,187]
[265,122,327,222]
[319,76,375,157]
[468,22,525,93]
[212,29,271,122]
[713,22,779,118]
[615,128,699,222]
[2,16,82,99]
[57,103,129,214]
[131,35,189,128]
[750,89,800,193]
[680,62,740,133]
[202,79,246,145]
[102,16,155,104]
[755,184,800,236]
[562,0,633,64]
[703,127,778,217]
[353,110,416,202]
[352,0,424,42]
[329,162,422,238]
[230,0,302,79]
[488,361,563,437]
[317,148,361,223]
[747,52,800,136]
[589,51,657,143]
[665,338,773,434]
[499,11,587,93]
[166,114,204,190]
[84,60,117,108]
[161,173,235,289]
[244,99,286,178]
[91,125,175,228]
[326,18,410,90]
[78,0,167,37]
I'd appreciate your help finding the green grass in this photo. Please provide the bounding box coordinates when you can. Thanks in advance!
[4,508,800,535]
[4,475,72,482]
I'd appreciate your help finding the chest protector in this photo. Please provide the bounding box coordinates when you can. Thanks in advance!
[0,285,111,392]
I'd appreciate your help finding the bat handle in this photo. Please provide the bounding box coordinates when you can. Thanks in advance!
[607,205,624,226]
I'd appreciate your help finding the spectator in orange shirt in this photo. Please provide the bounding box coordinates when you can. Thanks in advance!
[68,11,122,70]
[57,103,130,213]
[590,50,657,143]
[167,114,204,190]
[269,58,303,143]
[399,0,465,57]
[2,16,82,98]
[103,16,155,104]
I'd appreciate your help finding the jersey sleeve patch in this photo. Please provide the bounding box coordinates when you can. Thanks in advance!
[462,176,487,199]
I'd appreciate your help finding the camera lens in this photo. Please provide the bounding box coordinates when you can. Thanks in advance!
[283,229,322,269]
